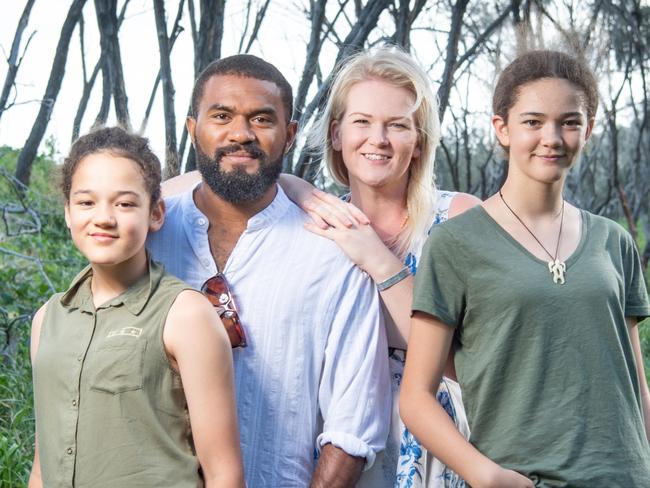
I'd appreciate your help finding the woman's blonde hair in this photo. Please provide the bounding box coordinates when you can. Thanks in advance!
[307,46,439,257]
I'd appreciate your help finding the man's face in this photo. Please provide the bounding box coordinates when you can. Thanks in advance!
[188,74,297,203]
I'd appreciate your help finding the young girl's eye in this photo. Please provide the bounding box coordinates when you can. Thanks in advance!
[523,119,541,127]
[117,201,137,208]
[563,119,582,127]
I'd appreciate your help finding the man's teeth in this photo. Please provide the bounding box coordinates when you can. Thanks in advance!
[364,154,389,160]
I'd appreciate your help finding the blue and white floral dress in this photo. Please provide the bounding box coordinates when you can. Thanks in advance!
[357,190,470,488]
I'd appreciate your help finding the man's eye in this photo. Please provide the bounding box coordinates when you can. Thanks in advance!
[253,116,272,124]
[212,113,230,120]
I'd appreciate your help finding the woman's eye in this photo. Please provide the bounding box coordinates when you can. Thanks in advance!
[390,122,408,129]
[353,119,369,125]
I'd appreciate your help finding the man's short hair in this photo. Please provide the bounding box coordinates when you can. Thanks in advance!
[191,54,294,123]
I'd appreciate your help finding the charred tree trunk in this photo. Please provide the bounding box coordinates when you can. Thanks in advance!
[73,0,129,141]
[94,0,131,129]
[437,0,469,121]
[0,0,36,123]
[186,0,226,172]
[154,0,179,178]
[15,0,87,186]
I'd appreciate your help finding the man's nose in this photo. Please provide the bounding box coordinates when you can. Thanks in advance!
[228,116,256,143]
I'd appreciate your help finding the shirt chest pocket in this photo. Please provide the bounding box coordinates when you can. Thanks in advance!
[88,340,147,394]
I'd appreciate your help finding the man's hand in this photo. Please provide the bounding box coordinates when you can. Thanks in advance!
[310,443,365,488]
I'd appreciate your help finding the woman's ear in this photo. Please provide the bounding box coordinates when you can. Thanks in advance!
[330,119,343,151]
[64,202,71,229]
[492,114,510,148]
[149,198,165,233]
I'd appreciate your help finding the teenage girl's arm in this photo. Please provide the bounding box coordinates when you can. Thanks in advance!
[400,312,534,488]
[164,290,245,488]
[28,304,47,488]
[628,317,650,441]
[280,173,480,350]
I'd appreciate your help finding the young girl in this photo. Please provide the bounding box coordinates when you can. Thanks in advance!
[28,127,244,487]
[400,50,650,487]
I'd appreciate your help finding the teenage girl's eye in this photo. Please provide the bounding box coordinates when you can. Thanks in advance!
[523,119,541,127]
[563,119,582,128]
[76,200,94,207]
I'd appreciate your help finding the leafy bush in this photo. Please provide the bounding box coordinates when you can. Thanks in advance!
[0,148,84,484]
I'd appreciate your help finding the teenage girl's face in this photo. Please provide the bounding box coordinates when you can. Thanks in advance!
[492,77,594,185]
[331,79,420,190]
[64,153,163,268]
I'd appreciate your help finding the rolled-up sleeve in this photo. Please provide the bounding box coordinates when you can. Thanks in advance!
[316,264,390,469]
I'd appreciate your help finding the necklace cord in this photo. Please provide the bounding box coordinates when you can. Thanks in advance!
[498,190,565,262]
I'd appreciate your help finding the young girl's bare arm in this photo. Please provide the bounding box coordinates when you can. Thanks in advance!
[28,304,47,488]
[164,291,245,488]
[400,312,534,488]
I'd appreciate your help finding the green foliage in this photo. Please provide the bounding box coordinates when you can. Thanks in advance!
[0,148,85,484]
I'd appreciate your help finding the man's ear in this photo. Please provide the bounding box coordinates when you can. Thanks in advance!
[284,121,298,153]
[330,119,342,151]
[492,114,510,148]
[186,116,197,146]
[149,198,165,233]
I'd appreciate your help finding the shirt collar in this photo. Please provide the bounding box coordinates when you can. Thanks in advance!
[180,182,292,233]
[60,254,164,315]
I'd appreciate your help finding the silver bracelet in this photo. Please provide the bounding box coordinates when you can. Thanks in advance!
[376,266,411,291]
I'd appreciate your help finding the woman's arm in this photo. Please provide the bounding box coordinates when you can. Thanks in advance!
[628,317,650,441]
[28,304,47,488]
[164,291,245,488]
[400,312,534,488]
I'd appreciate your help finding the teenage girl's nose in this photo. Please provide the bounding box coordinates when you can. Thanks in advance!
[369,123,389,147]
[93,204,116,227]
[228,116,256,144]
[541,121,563,148]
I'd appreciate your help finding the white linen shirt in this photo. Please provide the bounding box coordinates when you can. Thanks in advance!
[147,184,390,487]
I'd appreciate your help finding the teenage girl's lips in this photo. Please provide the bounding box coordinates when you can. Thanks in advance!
[90,232,118,242]
[535,154,566,162]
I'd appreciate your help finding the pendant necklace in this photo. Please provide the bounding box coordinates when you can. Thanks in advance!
[498,190,566,284]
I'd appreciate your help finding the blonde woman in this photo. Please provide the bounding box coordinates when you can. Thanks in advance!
[282,47,480,487]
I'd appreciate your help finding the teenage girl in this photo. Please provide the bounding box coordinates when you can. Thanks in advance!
[400,50,650,487]
[28,127,244,487]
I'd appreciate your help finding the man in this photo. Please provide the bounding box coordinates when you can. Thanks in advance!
[147,54,390,487]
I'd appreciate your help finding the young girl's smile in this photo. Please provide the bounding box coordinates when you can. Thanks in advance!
[64,152,163,268]
[493,77,594,185]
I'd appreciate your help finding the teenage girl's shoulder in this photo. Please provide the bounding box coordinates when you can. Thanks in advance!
[448,192,482,219]
[30,294,62,361]
[582,210,636,244]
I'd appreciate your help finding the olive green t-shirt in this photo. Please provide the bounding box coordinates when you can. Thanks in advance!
[33,259,201,488]
[413,206,650,487]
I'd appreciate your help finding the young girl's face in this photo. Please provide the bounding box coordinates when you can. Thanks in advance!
[64,152,163,267]
[492,77,594,185]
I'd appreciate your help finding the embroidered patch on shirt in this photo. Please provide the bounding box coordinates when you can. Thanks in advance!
[107,327,143,338]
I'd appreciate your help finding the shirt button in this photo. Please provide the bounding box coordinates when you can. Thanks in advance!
[202,259,210,268]
[77,355,82,361]
[72,399,77,407]
[197,218,206,226]
[66,447,73,455]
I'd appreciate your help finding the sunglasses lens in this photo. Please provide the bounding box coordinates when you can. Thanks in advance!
[201,274,247,348]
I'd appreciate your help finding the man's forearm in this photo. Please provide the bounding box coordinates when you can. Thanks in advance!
[310,443,365,488]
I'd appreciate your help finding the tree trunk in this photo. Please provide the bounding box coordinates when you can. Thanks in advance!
[153,0,179,178]
[0,0,36,123]
[94,0,131,129]
[437,0,469,121]
[15,0,87,186]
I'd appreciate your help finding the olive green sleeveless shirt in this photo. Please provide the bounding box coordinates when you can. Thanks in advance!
[33,259,203,487]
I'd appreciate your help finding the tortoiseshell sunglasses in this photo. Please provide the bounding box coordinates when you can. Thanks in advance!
[201,273,247,348]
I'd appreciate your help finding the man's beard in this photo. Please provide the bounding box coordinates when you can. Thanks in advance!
[196,142,283,204]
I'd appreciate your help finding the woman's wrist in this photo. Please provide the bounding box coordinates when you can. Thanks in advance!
[363,248,406,284]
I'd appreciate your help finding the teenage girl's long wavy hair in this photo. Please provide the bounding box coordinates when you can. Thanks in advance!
[306,46,440,258]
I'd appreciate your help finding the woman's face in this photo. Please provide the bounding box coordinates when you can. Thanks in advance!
[331,79,420,191]
[492,77,594,186]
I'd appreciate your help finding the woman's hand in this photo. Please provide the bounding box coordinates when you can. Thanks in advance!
[302,188,370,229]
[303,190,396,276]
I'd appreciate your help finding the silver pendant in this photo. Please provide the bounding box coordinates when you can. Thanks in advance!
[548,259,566,284]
